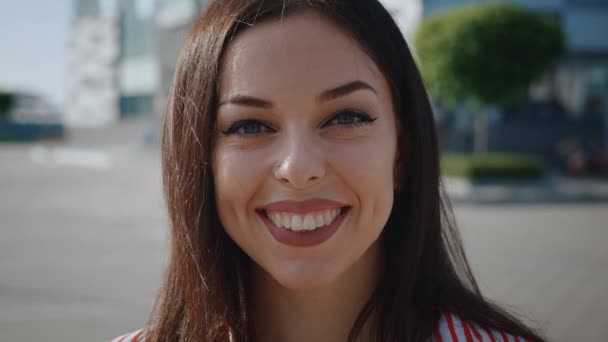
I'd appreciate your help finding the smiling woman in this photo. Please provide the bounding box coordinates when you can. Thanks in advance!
[112,1,546,342]
[213,14,397,298]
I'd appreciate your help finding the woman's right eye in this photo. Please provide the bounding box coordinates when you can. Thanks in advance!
[222,119,273,137]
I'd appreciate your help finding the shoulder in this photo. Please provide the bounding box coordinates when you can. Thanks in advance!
[110,328,146,342]
[431,312,530,342]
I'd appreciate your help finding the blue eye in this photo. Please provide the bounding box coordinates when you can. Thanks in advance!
[223,119,272,136]
[222,110,377,137]
[326,110,377,128]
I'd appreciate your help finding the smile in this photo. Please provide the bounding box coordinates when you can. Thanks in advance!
[264,208,343,232]
[256,206,351,248]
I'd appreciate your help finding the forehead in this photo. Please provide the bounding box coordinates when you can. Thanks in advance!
[219,10,388,100]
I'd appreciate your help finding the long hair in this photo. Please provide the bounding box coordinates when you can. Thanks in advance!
[147,1,546,341]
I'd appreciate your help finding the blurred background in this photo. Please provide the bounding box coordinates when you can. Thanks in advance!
[0,0,606,341]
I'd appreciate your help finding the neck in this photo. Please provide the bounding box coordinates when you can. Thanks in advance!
[251,241,381,342]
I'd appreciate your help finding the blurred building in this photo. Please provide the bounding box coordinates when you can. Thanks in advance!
[119,0,159,118]
[67,0,423,126]
[67,0,158,127]
[66,0,119,127]
[154,0,210,115]
[423,0,608,117]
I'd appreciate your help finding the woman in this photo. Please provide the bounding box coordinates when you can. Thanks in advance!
[113,0,545,341]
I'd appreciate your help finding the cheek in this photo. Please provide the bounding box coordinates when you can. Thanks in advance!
[328,134,396,220]
[329,135,396,192]
[213,147,268,220]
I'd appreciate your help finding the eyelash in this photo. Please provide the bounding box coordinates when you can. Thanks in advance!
[221,110,378,137]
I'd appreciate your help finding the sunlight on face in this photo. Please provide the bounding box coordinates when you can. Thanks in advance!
[213,10,398,290]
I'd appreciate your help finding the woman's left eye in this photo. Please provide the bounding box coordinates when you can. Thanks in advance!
[325,110,377,128]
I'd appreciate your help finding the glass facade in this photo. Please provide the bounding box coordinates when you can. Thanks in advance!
[423,0,563,15]
[119,0,155,59]
[120,95,154,118]
[566,0,608,6]
[75,0,100,18]
[116,0,158,116]
[566,9,608,51]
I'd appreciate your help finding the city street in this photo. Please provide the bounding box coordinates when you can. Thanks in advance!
[0,120,607,341]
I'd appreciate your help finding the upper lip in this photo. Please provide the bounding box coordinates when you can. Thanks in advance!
[259,198,349,214]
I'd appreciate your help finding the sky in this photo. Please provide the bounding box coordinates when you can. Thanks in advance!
[0,0,71,107]
[381,0,423,39]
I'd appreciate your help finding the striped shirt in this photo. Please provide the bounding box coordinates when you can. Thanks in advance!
[111,312,527,342]
[432,312,529,342]
[111,328,145,342]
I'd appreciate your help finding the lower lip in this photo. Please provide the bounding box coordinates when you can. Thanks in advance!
[258,208,349,247]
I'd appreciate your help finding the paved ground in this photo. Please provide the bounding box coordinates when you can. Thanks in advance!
[0,118,606,341]
[456,204,608,341]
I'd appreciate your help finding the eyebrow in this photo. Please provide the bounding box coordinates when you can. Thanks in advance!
[218,80,377,109]
[318,80,377,102]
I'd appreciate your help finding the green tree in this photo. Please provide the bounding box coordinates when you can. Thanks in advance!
[0,92,15,121]
[414,4,565,154]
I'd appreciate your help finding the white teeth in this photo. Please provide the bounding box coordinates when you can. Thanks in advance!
[303,215,316,230]
[266,208,344,232]
[291,215,303,230]
[323,210,333,225]
[314,213,325,227]
[282,213,291,228]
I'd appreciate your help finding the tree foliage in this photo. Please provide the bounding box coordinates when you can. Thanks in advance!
[0,92,15,120]
[414,4,565,109]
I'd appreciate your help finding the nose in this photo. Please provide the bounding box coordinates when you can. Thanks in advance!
[273,131,326,189]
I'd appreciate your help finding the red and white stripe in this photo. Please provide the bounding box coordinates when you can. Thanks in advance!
[111,314,529,342]
[431,312,530,342]
[110,328,145,342]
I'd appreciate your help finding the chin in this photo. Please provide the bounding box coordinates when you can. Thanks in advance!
[266,260,343,291]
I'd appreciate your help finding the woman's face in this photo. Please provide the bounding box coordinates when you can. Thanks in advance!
[213,11,398,289]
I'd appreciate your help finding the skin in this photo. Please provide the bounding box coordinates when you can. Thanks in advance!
[213,10,399,342]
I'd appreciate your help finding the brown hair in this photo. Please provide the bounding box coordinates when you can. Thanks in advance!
[147,0,546,341]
